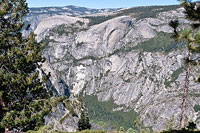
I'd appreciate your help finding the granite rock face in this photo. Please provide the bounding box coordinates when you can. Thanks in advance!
[44,98,84,132]
[76,16,133,54]
[23,6,117,36]
[34,6,200,131]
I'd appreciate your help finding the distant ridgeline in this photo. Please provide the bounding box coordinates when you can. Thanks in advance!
[28,5,119,16]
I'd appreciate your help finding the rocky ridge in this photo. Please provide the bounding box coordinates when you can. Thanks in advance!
[33,6,200,131]
[23,6,118,35]
[44,97,84,132]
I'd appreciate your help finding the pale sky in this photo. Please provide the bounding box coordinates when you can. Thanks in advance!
[26,0,190,9]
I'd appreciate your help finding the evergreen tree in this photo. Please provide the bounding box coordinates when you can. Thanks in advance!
[0,0,52,132]
[169,0,200,129]
[78,109,91,131]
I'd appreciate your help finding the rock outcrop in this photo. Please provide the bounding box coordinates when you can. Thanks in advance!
[44,98,84,132]
[23,6,118,36]
[33,6,200,131]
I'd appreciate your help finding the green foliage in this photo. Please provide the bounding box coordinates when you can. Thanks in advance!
[49,22,87,37]
[168,0,200,129]
[76,42,84,47]
[49,24,74,36]
[126,128,137,133]
[165,115,178,131]
[0,0,59,131]
[72,55,99,66]
[108,32,185,57]
[27,125,53,133]
[28,129,106,133]
[169,20,179,31]
[78,109,91,131]
[84,15,115,26]
[75,130,106,133]
[135,32,185,53]
[161,121,200,133]
[169,20,179,36]
[169,1,200,66]
[119,126,124,132]
[118,5,179,20]
[193,104,200,112]
[76,21,85,26]
[133,117,152,133]
[83,95,139,130]
[164,67,184,87]
[84,5,179,26]
[182,0,200,22]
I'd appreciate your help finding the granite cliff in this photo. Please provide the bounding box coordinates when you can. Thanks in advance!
[30,5,200,131]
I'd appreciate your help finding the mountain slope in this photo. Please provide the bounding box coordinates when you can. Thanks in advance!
[32,5,200,131]
[29,5,118,16]
[23,5,118,35]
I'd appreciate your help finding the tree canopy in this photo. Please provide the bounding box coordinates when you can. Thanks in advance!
[0,0,52,132]
[169,0,200,129]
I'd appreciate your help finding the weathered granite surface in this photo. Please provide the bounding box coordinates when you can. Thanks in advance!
[33,7,200,131]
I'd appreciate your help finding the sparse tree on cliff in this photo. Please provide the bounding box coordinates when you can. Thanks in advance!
[0,0,52,132]
[78,109,91,131]
[169,0,200,129]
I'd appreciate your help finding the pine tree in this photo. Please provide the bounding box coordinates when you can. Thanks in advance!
[0,0,52,132]
[169,0,200,129]
[78,109,91,131]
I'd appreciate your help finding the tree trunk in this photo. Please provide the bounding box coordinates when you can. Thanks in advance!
[180,50,191,129]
